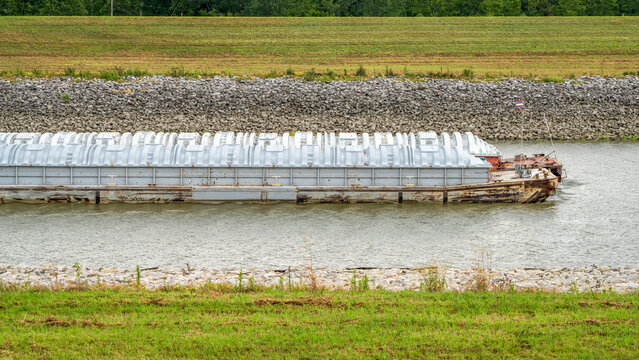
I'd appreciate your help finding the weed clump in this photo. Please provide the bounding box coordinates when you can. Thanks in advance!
[264,69,279,78]
[167,66,196,78]
[384,66,395,77]
[64,67,76,77]
[60,93,71,102]
[462,68,474,80]
[355,65,366,77]
[466,248,493,292]
[233,269,260,293]
[302,68,317,81]
[350,270,370,292]
[99,70,119,81]
[123,68,149,77]
[419,266,448,292]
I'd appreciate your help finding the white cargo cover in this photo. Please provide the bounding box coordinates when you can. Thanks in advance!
[0,132,492,168]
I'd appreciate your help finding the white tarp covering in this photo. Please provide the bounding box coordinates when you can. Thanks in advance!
[0,132,493,168]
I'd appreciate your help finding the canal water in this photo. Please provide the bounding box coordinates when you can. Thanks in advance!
[1,142,637,269]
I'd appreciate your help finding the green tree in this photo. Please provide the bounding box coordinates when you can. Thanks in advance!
[243,0,285,15]
[0,0,14,15]
[286,0,338,16]
[360,0,404,16]
[454,0,483,16]
[525,0,556,15]
[34,0,88,15]
[84,0,109,15]
[334,0,363,16]
[551,0,585,15]
[586,0,619,15]
[618,0,639,15]
[480,0,522,15]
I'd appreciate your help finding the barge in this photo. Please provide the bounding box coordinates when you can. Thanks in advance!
[0,131,558,204]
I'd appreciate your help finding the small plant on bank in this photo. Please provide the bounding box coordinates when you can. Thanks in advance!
[234,269,244,292]
[60,93,71,102]
[384,66,395,77]
[136,265,141,287]
[78,71,92,79]
[569,281,580,294]
[326,68,336,80]
[355,65,366,77]
[462,68,474,80]
[264,69,279,78]
[123,68,149,77]
[64,67,76,77]
[73,262,81,285]
[350,270,370,292]
[302,235,320,292]
[112,66,125,76]
[419,266,447,292]
[167,66,187,78]
[467,248,493,292]
[31,68,43,77]
[99,70,120,81]
[285,67,295,76]
[303,68,317,81]
[11,68,25,77]
[359,274,370,291]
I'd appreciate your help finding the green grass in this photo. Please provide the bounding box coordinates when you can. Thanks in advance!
[1,286,637,359]
[0,16,637,79]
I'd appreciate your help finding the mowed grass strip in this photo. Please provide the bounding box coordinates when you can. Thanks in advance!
[0,16,638,77]
[0,287,638,358]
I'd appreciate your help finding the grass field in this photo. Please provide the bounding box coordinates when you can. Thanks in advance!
[0,16,638,79]
[1,286,638,359]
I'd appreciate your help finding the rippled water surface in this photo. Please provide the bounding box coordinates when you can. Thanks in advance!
[1,142,638,269]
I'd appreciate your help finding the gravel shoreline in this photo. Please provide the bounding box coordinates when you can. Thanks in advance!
[2,265,637,293]
[1,76,637,140]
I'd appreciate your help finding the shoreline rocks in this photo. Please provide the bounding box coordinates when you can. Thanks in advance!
[1,265,637,293]
[1,76,637,141]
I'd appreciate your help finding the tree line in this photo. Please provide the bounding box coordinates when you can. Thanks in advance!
[1,0,637,16]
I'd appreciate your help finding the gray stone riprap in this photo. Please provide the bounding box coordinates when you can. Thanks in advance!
[1,265,638,293]
[1,76,637,140]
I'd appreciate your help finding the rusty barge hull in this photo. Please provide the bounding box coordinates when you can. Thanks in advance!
[0,177,558,204]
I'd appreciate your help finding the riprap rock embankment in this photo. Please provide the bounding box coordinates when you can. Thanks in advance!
[1,76,637,140]
[1,265,637,293]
